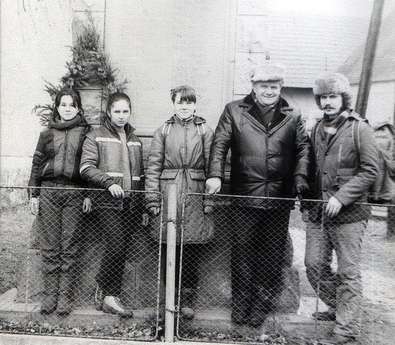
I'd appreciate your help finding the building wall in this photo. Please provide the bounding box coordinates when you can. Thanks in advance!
[103,0,237,134]
[0,0,74,188]
[0,0,377,190]
[351,81,395,126]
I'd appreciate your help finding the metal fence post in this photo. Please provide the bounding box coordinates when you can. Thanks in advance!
[165,184,177,342]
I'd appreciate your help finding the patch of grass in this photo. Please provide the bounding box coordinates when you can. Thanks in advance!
[0,205,33,294]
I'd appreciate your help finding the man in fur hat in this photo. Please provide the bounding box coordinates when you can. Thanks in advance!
[206,62,312,327]
[304,72,379,344]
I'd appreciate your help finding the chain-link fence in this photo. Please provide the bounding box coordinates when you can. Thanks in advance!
[177,193,395,345]
[1,186,394,344]
[0,186,162,341]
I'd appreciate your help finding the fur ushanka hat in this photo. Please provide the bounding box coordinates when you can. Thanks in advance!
[313,72,352,109]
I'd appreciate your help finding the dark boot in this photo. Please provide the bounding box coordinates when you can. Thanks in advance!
[180,288,196,320]
[231,289,251,325]
[40,273,60,314]
[248,288,274,327]
[56,273,74,316]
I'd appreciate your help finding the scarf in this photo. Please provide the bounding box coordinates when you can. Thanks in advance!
[321,110,349,144]
[49,114,83,130]
[253,92,279,128]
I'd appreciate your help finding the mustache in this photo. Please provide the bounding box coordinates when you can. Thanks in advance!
[323,105,335,109]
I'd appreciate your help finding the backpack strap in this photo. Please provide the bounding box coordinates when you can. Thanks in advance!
[352,118,366,159]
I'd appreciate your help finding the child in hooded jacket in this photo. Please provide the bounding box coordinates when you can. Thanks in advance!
[145,86,214,320]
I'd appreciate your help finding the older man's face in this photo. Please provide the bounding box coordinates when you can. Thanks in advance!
[253,81,282,106]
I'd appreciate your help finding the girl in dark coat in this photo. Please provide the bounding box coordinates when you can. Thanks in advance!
[28,88,90,315]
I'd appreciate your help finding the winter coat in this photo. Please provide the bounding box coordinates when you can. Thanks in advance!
[145,115,214,243]
[208,93,312,206]
[28,115,89,197]
[308,111,379,223]
[80,118,144,209]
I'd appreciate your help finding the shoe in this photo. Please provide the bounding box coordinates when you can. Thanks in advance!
[313,310,336,321]
[94,284,104,311]
[40,294,58,315]
[181,306,195,320]
[319,333,356,344]
[56,293,72,316]
[247,309,267,327]
[231,310,249,325]
[40,273,59,315]
[102,296,133,318]
[56,273,74,316]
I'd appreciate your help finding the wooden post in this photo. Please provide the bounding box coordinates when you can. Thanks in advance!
[355,0,385,118]
[165,184,177,342]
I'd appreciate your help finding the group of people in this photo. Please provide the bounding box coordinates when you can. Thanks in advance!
[28,62,393,345]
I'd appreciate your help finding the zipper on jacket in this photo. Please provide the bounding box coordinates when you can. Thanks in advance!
[62,130,68,175]
[265,134,269,197]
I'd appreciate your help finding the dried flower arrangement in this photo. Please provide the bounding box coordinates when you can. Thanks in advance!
[33,14,127,126]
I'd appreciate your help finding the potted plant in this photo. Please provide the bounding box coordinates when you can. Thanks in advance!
[33,14,127,126]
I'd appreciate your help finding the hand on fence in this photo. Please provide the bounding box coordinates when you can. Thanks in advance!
[108,184,124,199]
[325,196,343,218]
[29,197,39,215]
[148,206,160,216]
[82,197,92,213]
[205,177,222,194]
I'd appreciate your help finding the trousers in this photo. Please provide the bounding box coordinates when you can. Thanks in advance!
[231,206,291,316]
[305,219,366,338]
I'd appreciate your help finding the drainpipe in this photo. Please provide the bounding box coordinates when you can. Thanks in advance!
[355,0,385,118]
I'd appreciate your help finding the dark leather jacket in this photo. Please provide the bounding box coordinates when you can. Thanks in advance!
[208,93,312,199]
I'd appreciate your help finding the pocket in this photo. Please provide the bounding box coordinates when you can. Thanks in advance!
[188,170,206,181]
[336,168,356,187]
[160,170,179,180]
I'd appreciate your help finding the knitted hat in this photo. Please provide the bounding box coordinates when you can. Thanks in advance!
[313,72,352,109]
[250,62,285,83]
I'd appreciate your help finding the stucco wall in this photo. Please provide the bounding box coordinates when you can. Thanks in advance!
[351,81,395,126]
[1,1,74,187]
[0,0,381,190]
[104,0,236,134]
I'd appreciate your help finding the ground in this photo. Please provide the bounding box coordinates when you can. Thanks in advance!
[0,203,394,344]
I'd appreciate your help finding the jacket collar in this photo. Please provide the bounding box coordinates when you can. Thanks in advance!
[166,114,206,125]
[240,92,294,132]
[241,92,293,111]
[103,117,136,138]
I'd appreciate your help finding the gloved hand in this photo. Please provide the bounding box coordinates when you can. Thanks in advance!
[148,206,161,216]
[294,175,309,199]
[205,177,222,194]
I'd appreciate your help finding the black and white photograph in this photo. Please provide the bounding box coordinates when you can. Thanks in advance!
[1,1,394,344]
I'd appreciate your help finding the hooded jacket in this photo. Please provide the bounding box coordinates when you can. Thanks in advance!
[28,115,89,197]
[145,115,214,242]
[208,93,312,200]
